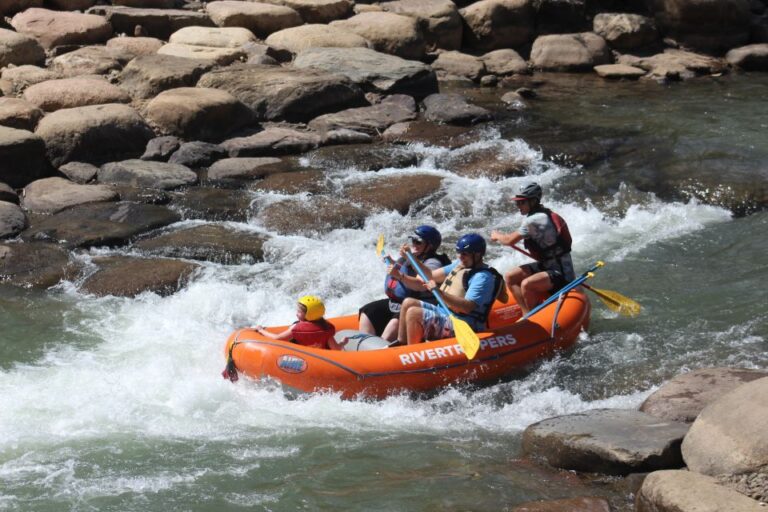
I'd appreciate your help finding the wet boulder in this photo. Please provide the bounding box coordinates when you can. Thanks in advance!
[87,6,214,40]
[0,27,45,68]
[530,33,612,71]
[168,141,227,169]
[647,0,751,52]
[169,26,257,48]
[98,159,198,190]
[143,87,253,141]
[198,64,366,123]
[0,201,26,238]
[431,51,486,81]
[221,126,321,156]
[80,255,198,297]
[207,156,286,185]
[303,143,417,171]
[423,93,493,125]
[382,119,485,148]
[134,223,267,263]
[320,128,372,146]
[0,242,71,288]
[330,12,427,59]
[106,36,164,58]
[206,1,303,38]
[726,43,768,70]
[617,49,727,81]
[0,97,43,131]
[265,24,368,54]
[251,169,329,195]
[635,470,763,512]
[270,0,353,24]
[21,177,118,214]
[460,0,535,51]
[260,195,367,235]
[0,126,51,188]
[681,376,768,476]
[308,94,417,135]
[120,54,214,100]
[293,47,438,99]
[169,187,253,221]
[21,201,180,248]
[35,104,154,167]
[521,408,689,475]
[11,8,112,50]
[50,46,128,78]
[640,367,768,423]
[343,174,443,214]
[593,13,659,51]
[481,49,528,76]
[380,0,463,50]
[23,78,131,112]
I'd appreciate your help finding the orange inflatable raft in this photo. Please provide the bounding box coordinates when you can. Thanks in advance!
[223,290,591,399]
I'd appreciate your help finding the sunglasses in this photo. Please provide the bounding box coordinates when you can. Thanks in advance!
[409,237,425,245]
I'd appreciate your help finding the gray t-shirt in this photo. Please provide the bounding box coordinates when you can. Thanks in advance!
[520,212,575,280]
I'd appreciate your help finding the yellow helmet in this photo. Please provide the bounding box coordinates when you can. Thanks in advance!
[298,295,325,321]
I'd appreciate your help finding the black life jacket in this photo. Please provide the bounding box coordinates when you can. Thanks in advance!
[384,251,451,303]
[523,206,572,261]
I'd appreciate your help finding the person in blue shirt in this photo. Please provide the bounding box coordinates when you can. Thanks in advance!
[395,233,504,345]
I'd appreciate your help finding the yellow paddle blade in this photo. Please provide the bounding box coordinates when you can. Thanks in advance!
[376,234,384,257]
[450,315,480,360]
[588,286,641,317]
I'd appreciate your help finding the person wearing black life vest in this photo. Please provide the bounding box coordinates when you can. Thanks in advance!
[395,233,506,345]
[359,225,451,342]
[490,182,575,315]
[254,295,336,349]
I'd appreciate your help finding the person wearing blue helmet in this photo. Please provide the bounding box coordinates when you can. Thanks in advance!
[395,233,506,345]
[359,225,451,341]
[491,182,575,314]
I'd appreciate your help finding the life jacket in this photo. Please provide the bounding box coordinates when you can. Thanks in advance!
[523,206,572,261]
[291,319,336,349]
[439,264,505,328]
[384,251,451,303]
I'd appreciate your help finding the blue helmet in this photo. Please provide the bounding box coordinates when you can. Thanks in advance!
[413,225,442,248]
[456,233,486,255]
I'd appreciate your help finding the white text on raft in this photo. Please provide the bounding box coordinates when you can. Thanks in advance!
[398,334,518,365]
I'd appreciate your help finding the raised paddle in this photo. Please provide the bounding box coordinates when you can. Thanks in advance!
[507,244,640,317]
[404,251,481,360]
[521,261,604,321]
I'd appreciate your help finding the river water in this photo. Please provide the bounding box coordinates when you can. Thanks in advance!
[1,74,767,511]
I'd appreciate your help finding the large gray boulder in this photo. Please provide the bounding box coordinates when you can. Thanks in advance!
[80,256,198,297]
[156,42,246,65]
[617,49,727,81]
[0,98,43,131]
[681,376,768,476]
[0,65,54,96]
[21,201,180,248]
[293,47,437,99]
[0,242,71,288]
[11,8,112,50]
[431,51,486,81]
[35,104,154,167]
[264,0,353,24]
[521,409,690,475]
[167,187,252,221]
[260,195,367,235]
[460,0,534,51]
[423,93,493,125]
[23,78,131,112]
[98,159,198,190]
[330,11,427,59]
[106,36,164,59]
[593,12,659,51]
[0,126,51,188]
[206,1,303,38]
[143,87,253,141]
[21,177,118,213]
[342,174,443,215]
[168,26,257,48]
[726,43,768,70]
[0,27,45,68]
[197,64,366,122]
[206,156,285,184]
[530,33,612,71]
[50,46,128,78]
[134,224,267,263]
[640,367,768,423]
[647,0,751,52]
[381,0,463,50]
[265,23,368,53]
[87,6,214,40]
[481,48,528,75]
[636,470,763,512]
[0,201,26,238]
[308,95,417,135]
[120,54,214,100]
[221,127,321,156]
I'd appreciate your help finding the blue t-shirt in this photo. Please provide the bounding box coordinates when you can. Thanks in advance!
[440,261,497,329]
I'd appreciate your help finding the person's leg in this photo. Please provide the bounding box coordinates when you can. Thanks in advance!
[358,312,376,335]
[405,306,426,344]
[521,271,554,311]
[358,299,390,335]
[506,265,534,313]
[381,318,399,341]
[397,298,420,344]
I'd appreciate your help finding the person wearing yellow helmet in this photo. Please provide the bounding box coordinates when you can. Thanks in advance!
[254,295,336,349]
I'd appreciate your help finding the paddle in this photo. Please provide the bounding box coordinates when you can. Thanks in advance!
[404,251,480,360]
[508,244,640,317]
[521,261,604,321]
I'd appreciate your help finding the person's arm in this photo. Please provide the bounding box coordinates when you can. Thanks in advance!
[490,229,523,247]
[254,325,293,340]
[424,278,477,314]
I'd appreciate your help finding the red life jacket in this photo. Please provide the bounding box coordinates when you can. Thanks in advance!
[523,207,572,261]
[291,320,336,349]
